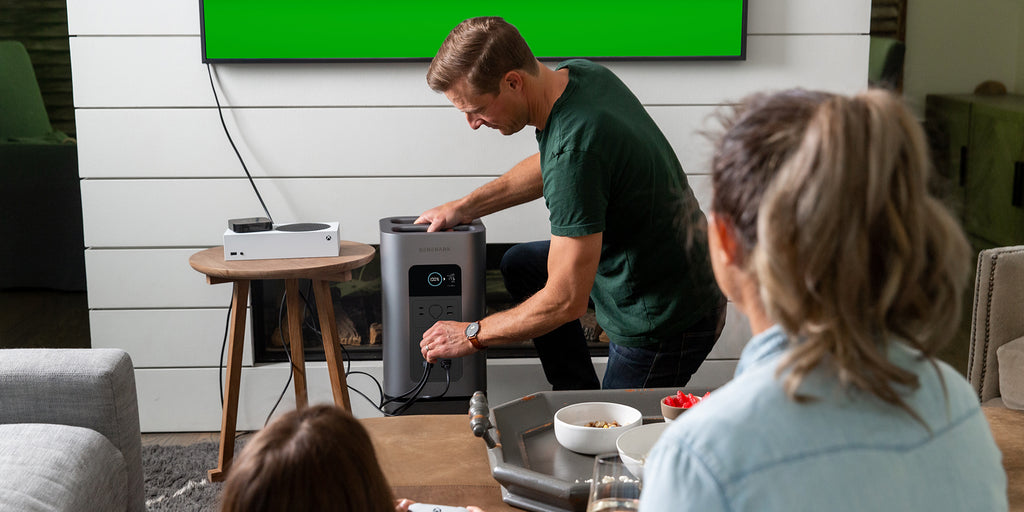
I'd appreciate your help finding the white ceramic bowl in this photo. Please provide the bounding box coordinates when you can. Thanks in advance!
[616,421,670,479]
[553,402,643,455]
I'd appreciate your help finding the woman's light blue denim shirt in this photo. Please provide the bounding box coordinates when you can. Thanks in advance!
[639,325,1007,511]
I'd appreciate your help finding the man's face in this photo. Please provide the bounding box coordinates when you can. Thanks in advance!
[444,77,528,135]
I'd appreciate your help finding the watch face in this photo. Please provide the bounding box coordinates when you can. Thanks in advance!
[465,322,480,338]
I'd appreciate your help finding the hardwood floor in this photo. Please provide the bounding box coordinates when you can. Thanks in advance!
[141,432,224,447]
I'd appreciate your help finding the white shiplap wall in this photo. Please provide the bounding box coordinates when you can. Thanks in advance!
[68,0,870,431]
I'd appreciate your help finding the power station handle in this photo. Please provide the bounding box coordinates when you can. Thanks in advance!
[391,224,474,233]
[469,391,496,449]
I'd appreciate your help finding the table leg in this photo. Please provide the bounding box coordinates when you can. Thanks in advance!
[285,279,308,409]
[208,279,249,483]
[312,279,352,412]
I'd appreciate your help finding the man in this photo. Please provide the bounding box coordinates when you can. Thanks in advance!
[416,17,724,390]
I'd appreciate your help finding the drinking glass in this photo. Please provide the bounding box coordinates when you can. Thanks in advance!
[586,453,641,512]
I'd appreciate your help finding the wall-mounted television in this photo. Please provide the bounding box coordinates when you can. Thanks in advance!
[199,1,747,63]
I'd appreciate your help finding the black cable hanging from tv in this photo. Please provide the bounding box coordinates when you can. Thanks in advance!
[206,63,274,224]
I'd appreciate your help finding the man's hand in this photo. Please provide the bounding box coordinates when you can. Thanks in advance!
[415,153,543,233]
[419,321,478,363]
[415,233,603,360]
[414,200,472,232]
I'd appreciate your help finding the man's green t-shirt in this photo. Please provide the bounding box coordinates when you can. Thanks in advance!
[536,59,722,347]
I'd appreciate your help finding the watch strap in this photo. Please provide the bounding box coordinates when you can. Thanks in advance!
[466,322,485,350]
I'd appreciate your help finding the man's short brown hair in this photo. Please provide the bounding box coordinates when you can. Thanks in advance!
[426,17,540,95]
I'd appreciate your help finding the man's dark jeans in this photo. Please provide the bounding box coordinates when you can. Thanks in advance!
[500,241,725,391]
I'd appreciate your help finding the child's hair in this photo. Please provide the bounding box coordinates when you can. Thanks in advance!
[710,89,970,417]
[220,404,396,512]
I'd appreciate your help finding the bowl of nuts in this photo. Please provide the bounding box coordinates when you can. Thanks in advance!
[553,402,643,455]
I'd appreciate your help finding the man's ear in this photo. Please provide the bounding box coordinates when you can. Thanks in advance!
[504,70,523,91]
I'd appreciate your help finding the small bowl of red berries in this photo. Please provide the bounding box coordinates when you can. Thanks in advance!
[661,390,710,422]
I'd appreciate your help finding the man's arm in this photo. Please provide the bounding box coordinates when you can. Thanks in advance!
[419,232,602,362]
[415,153,543,232]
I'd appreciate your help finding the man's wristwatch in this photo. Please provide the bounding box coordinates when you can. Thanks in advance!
[465,322,485,350]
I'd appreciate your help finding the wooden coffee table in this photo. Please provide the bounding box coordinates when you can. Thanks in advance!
[189,242,375,482]
[363,414,518,511]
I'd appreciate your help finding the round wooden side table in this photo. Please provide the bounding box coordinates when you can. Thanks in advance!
[189,241,375,482]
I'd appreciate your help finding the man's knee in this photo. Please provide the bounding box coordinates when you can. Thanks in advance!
[500,242,548,298]
[499,243,529,279]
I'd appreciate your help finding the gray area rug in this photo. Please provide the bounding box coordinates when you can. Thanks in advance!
[143,440,245,512]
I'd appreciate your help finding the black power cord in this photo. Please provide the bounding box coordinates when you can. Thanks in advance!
[388,359,452,416]
[221,279,454,421]
[416,361,453,401]
[281,284,453,417]
[206,63,273,223]
[293,282,454,416]
[209,58,277,431]
[218,296,231,408]
[264,290,299,427]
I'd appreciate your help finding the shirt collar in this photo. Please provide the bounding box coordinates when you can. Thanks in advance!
[734,324,790,377]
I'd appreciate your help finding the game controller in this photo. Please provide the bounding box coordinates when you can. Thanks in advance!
[407,504,469,512]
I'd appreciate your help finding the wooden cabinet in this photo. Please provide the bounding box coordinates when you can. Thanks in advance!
[927,94,1024,248]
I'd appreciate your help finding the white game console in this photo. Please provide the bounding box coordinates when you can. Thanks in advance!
[223,222,340,261]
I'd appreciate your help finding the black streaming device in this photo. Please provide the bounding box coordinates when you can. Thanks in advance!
[229,217,273,233]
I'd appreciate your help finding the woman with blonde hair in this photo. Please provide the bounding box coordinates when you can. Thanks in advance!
[640,89,1007,511]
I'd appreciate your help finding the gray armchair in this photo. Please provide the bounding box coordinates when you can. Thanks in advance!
[0,349,144,512]
[967,245,1024,408]
[966,246,1024,511]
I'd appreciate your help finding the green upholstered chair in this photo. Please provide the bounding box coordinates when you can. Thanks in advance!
[0,41,69,143]
[0,41,85,290]
[868,36,905,90]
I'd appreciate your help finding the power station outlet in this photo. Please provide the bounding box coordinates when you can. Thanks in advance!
[409,296,463,382]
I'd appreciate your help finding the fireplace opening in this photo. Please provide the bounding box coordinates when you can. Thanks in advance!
[250,244,609,363]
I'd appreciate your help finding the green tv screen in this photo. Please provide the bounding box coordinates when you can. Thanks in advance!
[199,1,747,62]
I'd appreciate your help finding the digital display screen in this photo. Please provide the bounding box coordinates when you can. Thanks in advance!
[200,1,747,63]
[408,264,461,297]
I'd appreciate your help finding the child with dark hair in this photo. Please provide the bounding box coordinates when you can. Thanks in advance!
[220,405,485,512]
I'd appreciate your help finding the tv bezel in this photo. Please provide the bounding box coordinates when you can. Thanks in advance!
[198,1,748,64]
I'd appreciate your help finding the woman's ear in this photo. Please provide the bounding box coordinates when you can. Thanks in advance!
[709,213,741,267]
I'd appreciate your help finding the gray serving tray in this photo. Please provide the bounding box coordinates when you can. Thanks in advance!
[474,387,707,512]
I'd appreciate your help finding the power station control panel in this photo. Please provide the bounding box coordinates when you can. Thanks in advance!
[408,264,463,382]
